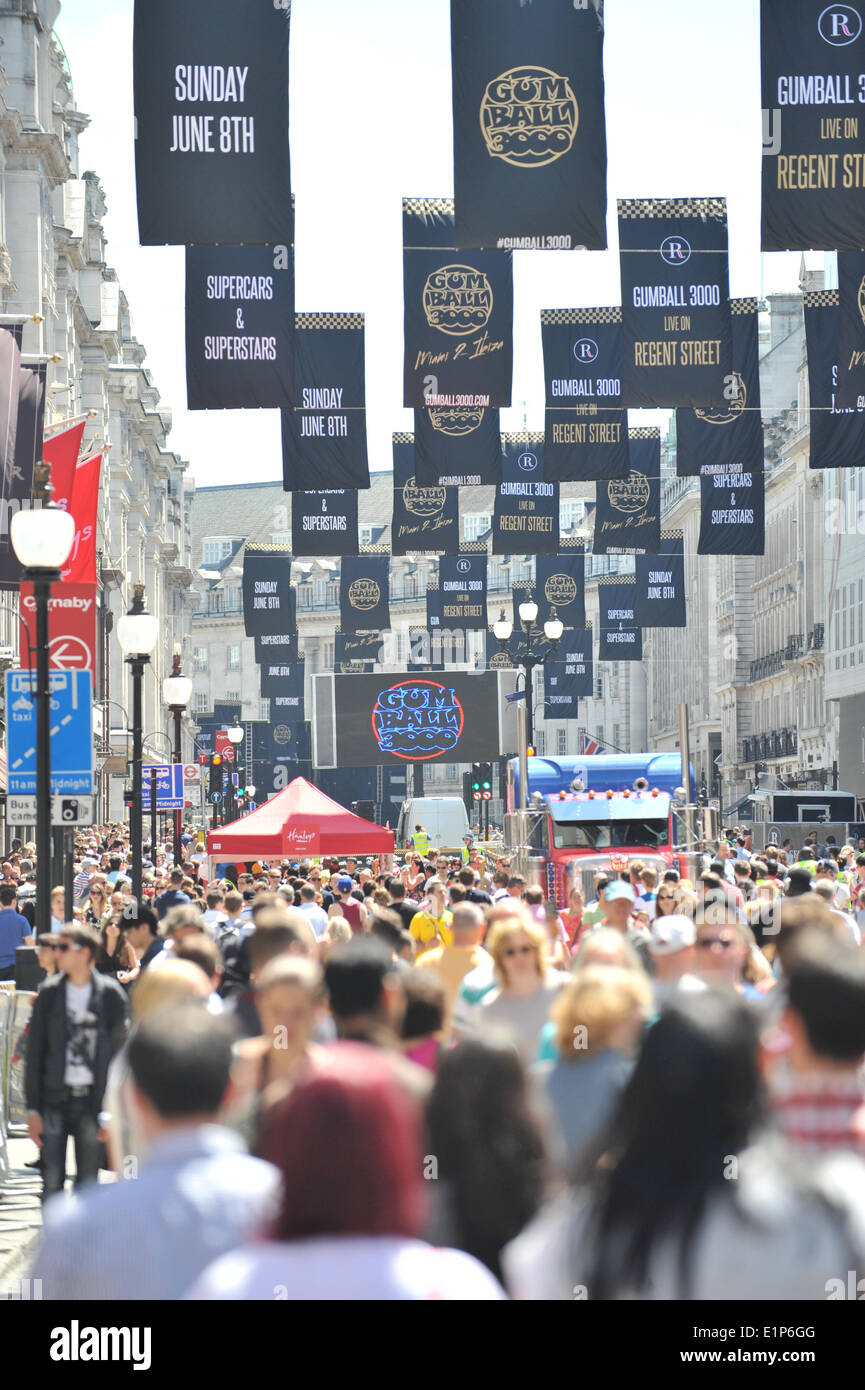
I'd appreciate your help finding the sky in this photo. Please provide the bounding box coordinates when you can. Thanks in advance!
[56,0,804,489]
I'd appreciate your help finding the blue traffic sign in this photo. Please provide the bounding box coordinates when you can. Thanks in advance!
[144,764,185,811]
[210,791,222,804]
[6,669,93,796]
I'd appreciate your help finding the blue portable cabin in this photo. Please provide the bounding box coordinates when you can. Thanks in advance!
[507,754,695,812]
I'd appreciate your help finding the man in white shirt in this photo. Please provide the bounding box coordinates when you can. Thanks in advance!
[201,889,229,932]
[298,883,329,940]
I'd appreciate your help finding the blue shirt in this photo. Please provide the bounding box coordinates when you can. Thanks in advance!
[0,907,31,966]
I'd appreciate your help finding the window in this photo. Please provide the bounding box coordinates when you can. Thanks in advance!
[359,525,374,547]
[194,692,208,713]
[396,633,406,661]
[326,583,338,607]
[445,764,457,781]
[557,728,568,755]
[208,591,223,614]
[315,580,326,606]
[535,732,545,754]
[225,690,240,704]
[227,645,241,670]
[202,537,235,566]
[463,514,491,542]
[270,532,291,546]
[403,573,416,599]
[298,584,312,609]
[259,699,270,720]
[560,500,584,532]
[225,586,241,612]
[194,647,208,672]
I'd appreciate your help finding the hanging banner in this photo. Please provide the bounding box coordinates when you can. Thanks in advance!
[408,626,446,673]
[493,433,559,554]
[426,585,445,636]
[282,314,369,491]
[437,555,488,629]
[618,198,732,408]
[61,454,101,584]
[534,552,585,629]
[242,550,294,637]
[413,405,502,486]
[185,240,294,409]
[677,298,763,478]
[0,325,22,502]
[597,579,642,661]
[0,359,41,591]
[254,630,298,665]
[43,417,85,512]
[335,632,385,672]
[392,433,460,556]
[635,533,687,627]
[270,719,310,764]
[698,460,766,555]
[260,657,305,705]
[835,254,865,408]
[291,489,359,557]
[804,288,865,468]
[403,197,513,408]
[339,556,391,633]
[133,0,292,246]
[542,308,629,482]
[592,428,661,556]
[450,0,606,251]
[545,628,594,716]
[761,0,865,252]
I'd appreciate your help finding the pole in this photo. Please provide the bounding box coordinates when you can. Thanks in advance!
[678,702,695,850]
[63,828,74,923]
[517,704,528,814]
[130,655,144,909]
[172,704,183,866]
[150,767,158,866]
[34,572,53,939]
[524,655,535,751]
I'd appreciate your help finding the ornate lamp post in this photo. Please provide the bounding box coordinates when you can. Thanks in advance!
[117,585,159,908]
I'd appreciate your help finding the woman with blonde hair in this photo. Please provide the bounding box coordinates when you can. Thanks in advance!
[673,885,698,919]
[477,914,568,1066]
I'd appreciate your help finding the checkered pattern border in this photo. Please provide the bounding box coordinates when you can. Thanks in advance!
[803,290,838,309]
[295,313,364,331]
[597,574,636,586]
[244,544,292,556]
[731,297,758,316]
[617,197,727,221]
[403,197,454,219]
[660,529,684,542]
[360,544,390,555]
[560,538,586,551]
[392,432,414,445]
[540,307,621,325]
[427,578,439,591]
[628,427,661,440]
[460,540,488,553]
[501,432,544,446]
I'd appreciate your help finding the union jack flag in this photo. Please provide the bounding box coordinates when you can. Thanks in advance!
[580,735,602,755]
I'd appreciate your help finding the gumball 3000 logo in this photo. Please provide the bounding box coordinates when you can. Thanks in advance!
[372,680,465,761]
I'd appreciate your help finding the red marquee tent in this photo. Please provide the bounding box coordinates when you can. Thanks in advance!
[206,777,394,859]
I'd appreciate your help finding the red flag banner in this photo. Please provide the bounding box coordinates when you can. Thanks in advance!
[19,580,97,685]
[61,452,101,583]
[44,419,86,511]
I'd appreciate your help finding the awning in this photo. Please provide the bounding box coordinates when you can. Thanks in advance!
[206,776,395,858]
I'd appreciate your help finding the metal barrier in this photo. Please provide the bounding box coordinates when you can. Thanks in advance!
[7,993,35,1128]
[0,986,13,1139]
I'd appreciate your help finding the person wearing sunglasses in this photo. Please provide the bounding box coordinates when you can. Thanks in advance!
[654,886,679,918]
[477,912,568,1066]
[694,914,768,1001]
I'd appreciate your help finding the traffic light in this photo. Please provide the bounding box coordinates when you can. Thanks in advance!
[480,762,493,800]
[471,762,482,801]
[208,753,223,798]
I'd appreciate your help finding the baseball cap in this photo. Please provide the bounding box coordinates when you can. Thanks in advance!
[604,881,636,905]
[649,914,696,956]
[336,874,354,892]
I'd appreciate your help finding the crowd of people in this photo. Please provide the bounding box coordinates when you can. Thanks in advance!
[9,819,865,1299]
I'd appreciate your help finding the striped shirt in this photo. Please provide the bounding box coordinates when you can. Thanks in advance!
[770,1067,865,1159]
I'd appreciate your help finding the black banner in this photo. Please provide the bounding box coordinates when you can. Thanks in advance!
[437,554,488,629]
[339,556,390,633]
[761,0,865,252]
[493,433,559,554]
[413,406,502,486]
[0,325,22,502]
[0,357,43,591]
[242,550,294,637]
[260,657,305,706]
[597,580,642,661]
[618,198,732,408]
[403,197,513,408]
[291,490,359,557]
[270,718,310,765]
[282,314,369,491]
[185,241,294,409]
[450,0,606,251]
[133,0,292,245]
[392,433,460,555]
[544,628,594,716]
[677,298,764,478]
[334,632,385,673]
[592,428,661,556]
[635,534,686,627]
[836,254,865,408]
[409,625,446,672]
[804,289,865,468]
[534,552,585,629]
[542,307,629,482]
[254,630,298,665]
[698,462,765,555]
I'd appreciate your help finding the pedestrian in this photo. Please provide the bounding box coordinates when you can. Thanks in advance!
[476,913,568,1067]
[122,907,164,978]
[297,883,329,939]
[328,874,368,935]
[0,881,34,978]
[408,881,452,958]
[154,867,190,920]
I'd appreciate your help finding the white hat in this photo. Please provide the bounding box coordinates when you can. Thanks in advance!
[649,914,696,956]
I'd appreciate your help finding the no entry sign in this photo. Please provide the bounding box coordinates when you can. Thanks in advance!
[20,581,97,684]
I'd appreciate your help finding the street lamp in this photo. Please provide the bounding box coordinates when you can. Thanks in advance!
[11,495,75,938]
[117,584,159,909]
[223,718,244,824]
[163,646,193,866]
[494,604,564,750]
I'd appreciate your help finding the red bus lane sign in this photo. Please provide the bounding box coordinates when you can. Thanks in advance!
[20,582,97,682]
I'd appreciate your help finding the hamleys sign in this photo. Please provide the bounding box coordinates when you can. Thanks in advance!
[19,581,97,685]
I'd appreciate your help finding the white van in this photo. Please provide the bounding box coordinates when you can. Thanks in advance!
[396,797,470,851]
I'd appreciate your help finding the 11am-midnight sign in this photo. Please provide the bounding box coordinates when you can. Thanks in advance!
[327,673,504,766]
[133,0,292,245]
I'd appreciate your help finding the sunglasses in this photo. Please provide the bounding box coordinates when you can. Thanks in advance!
[697,937,736,950]
[503,945,534,958]
[657,894,675,902]
[54,942,83,954]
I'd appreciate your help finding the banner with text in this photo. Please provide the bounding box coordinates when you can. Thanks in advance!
[677,298,764,479]
[413,405,502,486]
[619,198,732,408]
[339,556,391,633]
[186,240,294,409]
[542,307,629,481]
[544,627,594,716]
[282,313,369,491]
[242,550,295,637]
[403,197,513,408]
[493,433,559,554]
[836,254,865,408]
[260,656,305,707]
[804,289,865,469]
[254,630,298,665]
[761,0,865,251]
[592,428,661,556]
[62,453,101,584]
[392,433,460,556]
[597,579,642,661]
[335,632,385,672]
[634,533,687,627]
[292,490,359,557]
[133,0,292,245]
[450,0,606,251]
[698,459,765,555]
[437,554,488,629]
[534,552,586,629]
